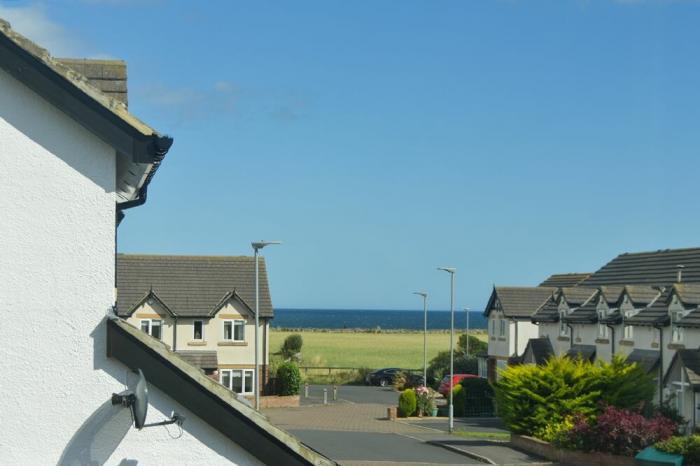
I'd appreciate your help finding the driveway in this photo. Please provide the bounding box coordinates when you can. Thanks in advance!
[264,386,549,465]
[301,384,398,406]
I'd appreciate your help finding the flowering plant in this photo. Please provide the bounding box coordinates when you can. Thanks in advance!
[415,386,436,415]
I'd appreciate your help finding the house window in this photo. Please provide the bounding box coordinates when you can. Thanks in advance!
[624,311,634,339]
[223,320,245,341]
[559,311,569,337]
[140,319,162,340]
[499,319,506,337]
[598,311,607,338]
[193,320,204,340]
[220,369,254,394]
[672,311,684,343]
[491,319,496,336]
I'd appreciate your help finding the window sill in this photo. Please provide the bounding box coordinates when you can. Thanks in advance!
[188,340,207,346]
[668,343,685,350]
[557,336,570,342]
[595,338,610,344]
[498,337,507,341]
[218,341,247,347]
[619,340,634,347]
[651,342,660,348]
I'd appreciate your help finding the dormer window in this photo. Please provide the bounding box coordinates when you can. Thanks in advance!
[623,311,634,340]
[597,310,608,338]
[559,311,569,337]
[140,319,162,340]
[671,310,684,343]
[193,320,204,340]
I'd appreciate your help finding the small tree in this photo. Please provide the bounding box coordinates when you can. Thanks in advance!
[398,389,417,417]
[457,334,488,356]
[427,351,477,385]
[281,334,303,360]
[277,361,301,396]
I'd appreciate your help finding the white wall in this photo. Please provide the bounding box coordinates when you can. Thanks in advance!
[512,320,539,356]
[0,68,261,465]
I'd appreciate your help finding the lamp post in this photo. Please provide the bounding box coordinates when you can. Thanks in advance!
[252,240,281,410]
[438,266,456,433]
[413,291,429,386]
[464,307,470,358]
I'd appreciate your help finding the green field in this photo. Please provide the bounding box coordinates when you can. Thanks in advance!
[269,330,487,369]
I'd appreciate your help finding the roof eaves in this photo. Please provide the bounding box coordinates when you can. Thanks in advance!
[106,317,337,466]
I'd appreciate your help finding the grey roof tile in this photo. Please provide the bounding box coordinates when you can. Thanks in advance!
[488,287,556,318]
[116,254,273,318]
[565,345,596,362]
[625,349,660,374]
[581,247,700,287]
[539,273,591,287]
[521,338,554,365]
[665,350,700,388]
[175,350,218,369]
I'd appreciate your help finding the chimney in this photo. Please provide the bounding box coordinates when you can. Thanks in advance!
[677,265,685,283]
[56,58,128,107]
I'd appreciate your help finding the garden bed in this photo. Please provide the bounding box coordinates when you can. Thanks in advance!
[511,434,635,466]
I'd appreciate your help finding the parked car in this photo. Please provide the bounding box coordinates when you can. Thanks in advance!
[438,374,478,396]
[365,368,401,387]
[403,373,426,389]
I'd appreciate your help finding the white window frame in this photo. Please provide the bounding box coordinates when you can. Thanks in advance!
[559,312,569,337]
[220,368,254,394]
[672,311,684,343]
[223,319,246,342]
[597,311,608,338]
[140,319,163,340]
[491,319,496,336]
[499,319,506,337]
[623,311,634,340]
[193,320,204,340]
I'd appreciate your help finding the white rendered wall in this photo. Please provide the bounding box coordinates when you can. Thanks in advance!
[0,68,261,465]
[512,320,539,357]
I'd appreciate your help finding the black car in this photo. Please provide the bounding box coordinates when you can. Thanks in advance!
[365,368,401,387]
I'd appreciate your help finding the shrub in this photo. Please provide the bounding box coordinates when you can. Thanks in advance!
[276,362,301,395]
[458,377,494,417]
[535,416,575,447]
[393,371,408,391]
[656,435,700,466]
[427,351,477,386]
[457,333,488,355]
[281,334,303,360]
[493,356,655,436]
[398,389,417,417]
[452,384,465,416]
[564,405,676,456]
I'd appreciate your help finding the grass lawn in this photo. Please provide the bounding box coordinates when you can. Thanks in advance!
[452,431,510,441]
[269,330,487,370]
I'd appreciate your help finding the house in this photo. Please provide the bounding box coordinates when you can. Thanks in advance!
[0,18,333,465]
[483,286,555,381]
[116,253,274,398]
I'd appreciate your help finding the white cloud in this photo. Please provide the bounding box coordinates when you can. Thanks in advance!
[0,3,84,56]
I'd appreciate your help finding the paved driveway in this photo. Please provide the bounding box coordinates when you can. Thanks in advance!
[302,384,399,406]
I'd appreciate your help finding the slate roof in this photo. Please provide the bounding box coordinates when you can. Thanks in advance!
[624,287,670,326]
[565,345,596,362]
[624,286,662,306]
[176,351,218,370]
[673,283,700,306]
[625,349,660,374]
[484,287,556,318]
[107,317,336,465]
[116,254,274,318]
[580,248,700,287]
[521,338,554,365]
[562,295,599,324]
[600,286,625,305]
[531,295,560,323]
[539,273,591,288]
[560,287,597,305]
[664,350,700,390]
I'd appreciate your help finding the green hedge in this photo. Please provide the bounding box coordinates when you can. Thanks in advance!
[277,361,301,395]
[494,355,654,436]
[656,435,700,465]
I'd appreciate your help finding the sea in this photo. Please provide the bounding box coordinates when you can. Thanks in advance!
[271,308,487,331]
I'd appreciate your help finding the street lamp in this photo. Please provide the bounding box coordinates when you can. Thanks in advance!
[412,291,429,386]
[437,266,456,433]
[464,307,470,358]
[252,240,282,410]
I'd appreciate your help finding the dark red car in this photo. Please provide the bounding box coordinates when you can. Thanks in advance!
[438,374,478,396]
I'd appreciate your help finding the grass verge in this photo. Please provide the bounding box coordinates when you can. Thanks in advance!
[452,431,511,441]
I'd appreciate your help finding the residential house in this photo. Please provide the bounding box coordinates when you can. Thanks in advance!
[0,18,332,465]
[483,286,555,381]
[116,253,274,397]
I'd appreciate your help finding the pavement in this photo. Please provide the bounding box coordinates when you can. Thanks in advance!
[264,385,550,466]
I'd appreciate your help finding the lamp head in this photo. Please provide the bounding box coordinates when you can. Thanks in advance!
[437,267,456,274]
[412,291,428,298]
[251,240,282,251]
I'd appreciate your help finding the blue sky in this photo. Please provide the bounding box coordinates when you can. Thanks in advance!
[3,0,700,310]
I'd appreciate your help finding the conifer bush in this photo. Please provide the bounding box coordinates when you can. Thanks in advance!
[398,389,417,417]
[493,356,655,436]
[276,361,301,396]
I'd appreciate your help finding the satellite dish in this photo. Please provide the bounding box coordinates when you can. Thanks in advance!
[112,368,184,431]
[133,369,149,429]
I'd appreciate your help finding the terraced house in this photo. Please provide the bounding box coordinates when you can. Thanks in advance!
[116,253,274,397]
[483,247,700,429]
